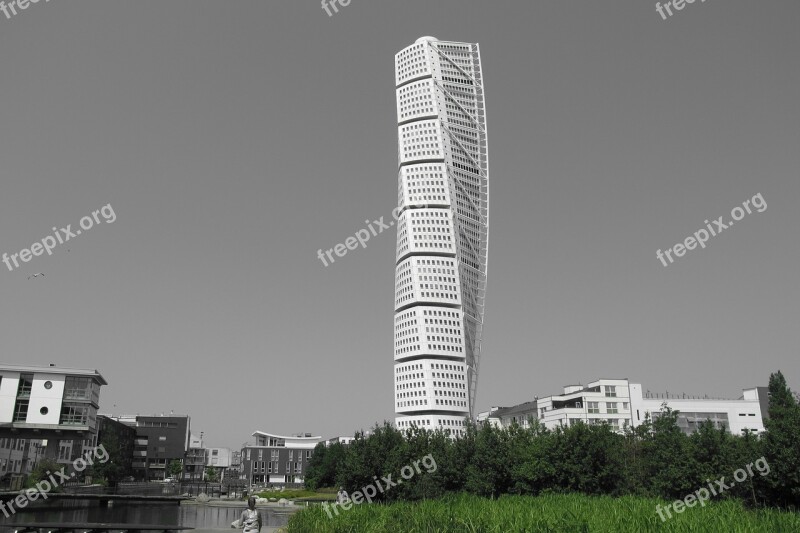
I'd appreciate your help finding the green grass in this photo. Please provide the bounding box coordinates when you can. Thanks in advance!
[255,488,337,501]
[286,492,800,532]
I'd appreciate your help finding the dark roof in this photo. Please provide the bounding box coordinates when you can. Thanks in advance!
[492,400,538,418]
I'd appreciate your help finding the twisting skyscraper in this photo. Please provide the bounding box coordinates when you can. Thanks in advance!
[393,37,489,436]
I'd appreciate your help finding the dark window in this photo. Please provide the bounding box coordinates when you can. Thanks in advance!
[13,400,29,422]
[17,374,33,398]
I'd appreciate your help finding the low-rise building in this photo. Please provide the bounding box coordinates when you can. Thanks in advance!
[241,432,322,486]
[477,400,538,429]
[479,378,766,436]
[103,414,191,481]
[205,447,232,480]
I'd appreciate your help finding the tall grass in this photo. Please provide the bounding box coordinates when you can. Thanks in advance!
[286,492,800,532]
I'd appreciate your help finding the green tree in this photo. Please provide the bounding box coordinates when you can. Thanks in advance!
[305,441,346,490]
[304,442,328,490]
[204,467,219,482]
[26,458,63,490]
[464,421,511,498]
[393,425,450,501]
[639,405,698,499]
[618,420,652,496]
[729,428,767,506]
[91,427,132,486]
[411,427,452,500]
[337,422,407,502]
[762,371,800,508]
[542,422,626,496]
[688,420,740,496]
[508,420,556,496]
[168,459,183,479]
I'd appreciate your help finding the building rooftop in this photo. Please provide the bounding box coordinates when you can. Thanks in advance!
[491,400,538,418]
[0,364,107,385]
[251,431,322,440]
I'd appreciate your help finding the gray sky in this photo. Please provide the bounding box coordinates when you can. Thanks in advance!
[1,0,798,450]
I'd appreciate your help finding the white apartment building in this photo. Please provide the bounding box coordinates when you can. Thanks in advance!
[393,36,490,435]
[0,364,107,433]
[479,378,767,436]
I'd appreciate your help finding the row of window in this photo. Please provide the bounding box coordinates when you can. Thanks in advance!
[398,397,468,409]
[249,460,303,474]
[395,43,431,85]
[397,80,436,120]
[11,400,91,425]
[245,449,312,460]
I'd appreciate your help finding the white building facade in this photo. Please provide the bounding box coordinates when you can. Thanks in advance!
[480,378,767,436]
[393,37,490,436]
[0,365,106,432]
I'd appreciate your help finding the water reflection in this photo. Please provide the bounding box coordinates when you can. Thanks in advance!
[0,501,294,529]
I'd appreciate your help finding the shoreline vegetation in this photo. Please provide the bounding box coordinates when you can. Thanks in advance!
[286,492,800,533]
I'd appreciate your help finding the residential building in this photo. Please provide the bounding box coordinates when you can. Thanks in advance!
[0,364,107,461]
[393,37,490,435]
[206,447,231,467]
[241,432,322,486]
[107,414,190,481]
[479,379,767,436]
[184,449,205,481]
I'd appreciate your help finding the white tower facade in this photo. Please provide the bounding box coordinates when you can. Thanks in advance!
[393,37,489,436]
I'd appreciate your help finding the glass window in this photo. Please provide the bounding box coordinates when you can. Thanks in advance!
[17,374,33,398]
[13,400,29,422]
[63,377,92,401]
[59,403,89,425]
